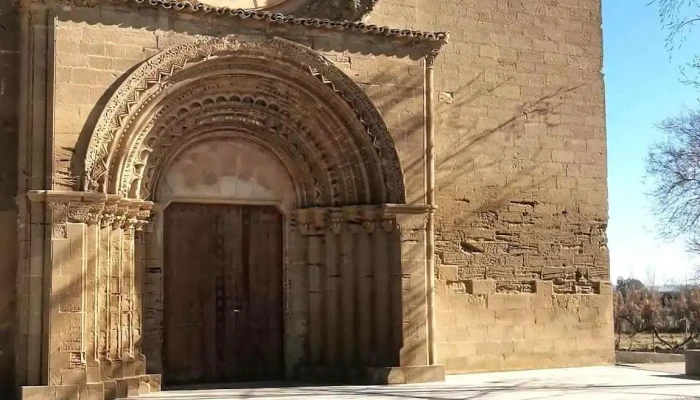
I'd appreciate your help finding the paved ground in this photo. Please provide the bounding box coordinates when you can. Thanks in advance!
[138,365,700,399]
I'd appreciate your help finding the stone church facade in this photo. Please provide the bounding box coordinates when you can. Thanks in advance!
[0,0,612,398]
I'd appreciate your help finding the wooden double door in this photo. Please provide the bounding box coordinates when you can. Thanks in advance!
[163,203,284,385]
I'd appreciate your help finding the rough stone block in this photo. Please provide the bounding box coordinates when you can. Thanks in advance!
[686,350,700,376]
[466,279,496,294]
[593,280,612,295]
[81,383,105,400]
[103,380,118,400]
[54,385,80,400]
[365,365,445,384]
[535,280,553,295]
[20,386,55,400]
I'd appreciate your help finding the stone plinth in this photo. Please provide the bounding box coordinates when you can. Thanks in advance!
[685,350,700,376]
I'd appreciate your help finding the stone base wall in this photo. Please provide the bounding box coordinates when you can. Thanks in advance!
[437,280,614,373]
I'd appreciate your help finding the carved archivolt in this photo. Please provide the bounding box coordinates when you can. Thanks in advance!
[83,36,406,207]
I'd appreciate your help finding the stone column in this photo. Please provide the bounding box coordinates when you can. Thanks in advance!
[22,191,159,400]
[284,216,307,378]
[142,209,164,376]
[363,205,445,384]
[290,204,444,384]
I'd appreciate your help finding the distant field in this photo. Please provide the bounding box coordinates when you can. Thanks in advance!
[617,332,700,352]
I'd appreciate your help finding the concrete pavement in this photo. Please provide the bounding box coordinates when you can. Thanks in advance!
[136,365,700,399]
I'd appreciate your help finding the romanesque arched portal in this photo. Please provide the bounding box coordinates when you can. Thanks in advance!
[28,36,440,393]
[82,36,406,206]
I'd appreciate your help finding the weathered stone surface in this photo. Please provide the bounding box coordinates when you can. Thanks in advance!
[7,0,610,395]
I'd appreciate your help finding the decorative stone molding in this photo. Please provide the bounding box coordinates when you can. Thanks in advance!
[82,36,408,207]
[292,204,430,236]
[448,279,613,295]
[301,0,379,21]
[27,191,154,230]
[15,0,449,42]
[425,49,440,68]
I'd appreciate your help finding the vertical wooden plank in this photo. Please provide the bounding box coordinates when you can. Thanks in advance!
[250,207,264,378]
[164,204,212,384]
[164,204,186,383]
[264,208,283,379]
[191,205,206,383]
[226,206,242,381]
[241,207,256,379]
[200,205,217,382]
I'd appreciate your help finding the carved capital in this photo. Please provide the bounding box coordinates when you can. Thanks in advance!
[28,190,154,230]
[67,203,105,225]
[425,49,440,69]
[360,208,379,233]
[328,209,344,235]
[296,208,327,236]
[101,203,118,228]
[380,215,397,232]
[48,202,68,224]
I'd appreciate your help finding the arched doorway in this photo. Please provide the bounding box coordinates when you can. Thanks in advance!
[157,138,294,384]
[72,36,439,387]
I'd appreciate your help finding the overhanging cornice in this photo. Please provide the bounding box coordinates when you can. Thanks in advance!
[16,0,449,47]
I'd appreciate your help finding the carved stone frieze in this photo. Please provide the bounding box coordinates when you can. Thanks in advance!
[425,49,440,69]
[137,92,333,206]
[295,208,327,236]
[292,204,430,236]
[361,207,378,233]
[329,209,345,235]
[27,191,154,231]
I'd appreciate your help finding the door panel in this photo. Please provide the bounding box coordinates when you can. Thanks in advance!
[164,203,283,385]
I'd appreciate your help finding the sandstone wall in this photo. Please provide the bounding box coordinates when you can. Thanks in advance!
[25,0,611,386]
[47,4,431,385]
[369,0,613,371]
[0,0,19,394]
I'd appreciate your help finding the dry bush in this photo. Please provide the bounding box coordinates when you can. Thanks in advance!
[614,278,700,352]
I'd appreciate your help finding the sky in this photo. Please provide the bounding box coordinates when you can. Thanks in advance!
[603,0,700,284]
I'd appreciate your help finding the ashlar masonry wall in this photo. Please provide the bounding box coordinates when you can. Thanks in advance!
[368,0,614,372]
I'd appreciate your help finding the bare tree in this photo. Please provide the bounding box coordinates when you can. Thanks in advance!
[649,0,700,87]
[647,109,700,255]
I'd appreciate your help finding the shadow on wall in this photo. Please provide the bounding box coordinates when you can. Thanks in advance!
[356,66,587,215]
[62,61,142,190]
